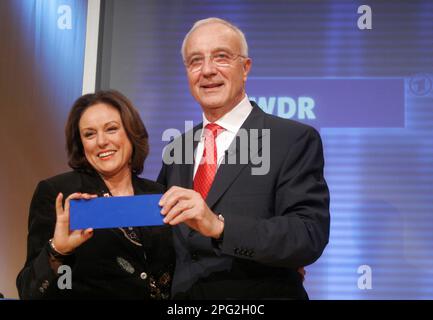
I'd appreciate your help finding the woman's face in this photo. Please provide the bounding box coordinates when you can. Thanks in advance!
[79,103,133,179]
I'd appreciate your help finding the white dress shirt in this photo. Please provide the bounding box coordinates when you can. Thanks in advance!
[193,95,253,178]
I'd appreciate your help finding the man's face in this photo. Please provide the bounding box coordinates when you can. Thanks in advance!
[184,23,251,117]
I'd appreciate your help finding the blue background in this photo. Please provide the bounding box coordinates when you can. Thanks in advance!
[97,0,433,299]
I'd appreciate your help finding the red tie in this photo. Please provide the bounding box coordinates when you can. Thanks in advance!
[194,123,224,199]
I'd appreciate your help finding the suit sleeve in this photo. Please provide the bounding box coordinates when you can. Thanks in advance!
[16,180,70,299]
[220,127,330,268]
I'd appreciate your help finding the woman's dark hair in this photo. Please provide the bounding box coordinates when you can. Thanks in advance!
[65,90,149,175]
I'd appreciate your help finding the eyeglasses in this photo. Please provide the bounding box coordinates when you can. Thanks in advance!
[184,52,247,73]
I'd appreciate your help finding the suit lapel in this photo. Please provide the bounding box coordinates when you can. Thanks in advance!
[179,161,194,189]
[78,170,108,195]
[205,103,267,209]
[180,124,201,189]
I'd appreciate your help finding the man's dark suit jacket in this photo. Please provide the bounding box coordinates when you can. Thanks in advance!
[157,102,330,299]
[17,170,174,299]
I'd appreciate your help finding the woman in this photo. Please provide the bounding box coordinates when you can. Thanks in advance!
[17,90,174,299]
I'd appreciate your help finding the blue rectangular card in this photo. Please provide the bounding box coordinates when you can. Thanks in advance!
[70,194,164,230]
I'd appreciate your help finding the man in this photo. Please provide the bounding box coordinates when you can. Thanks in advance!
[158,17,330,299]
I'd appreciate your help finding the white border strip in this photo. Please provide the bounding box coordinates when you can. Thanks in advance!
[82,0,101,94]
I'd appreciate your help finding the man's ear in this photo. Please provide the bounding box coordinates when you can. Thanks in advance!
[243,58,252,81]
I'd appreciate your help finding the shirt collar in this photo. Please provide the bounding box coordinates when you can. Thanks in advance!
[201,95,252,135]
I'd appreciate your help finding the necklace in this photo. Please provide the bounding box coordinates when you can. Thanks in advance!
[119,227,143,247]
[102,192,143,247]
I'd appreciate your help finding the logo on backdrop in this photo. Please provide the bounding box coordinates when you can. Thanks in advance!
[247,77,405,129]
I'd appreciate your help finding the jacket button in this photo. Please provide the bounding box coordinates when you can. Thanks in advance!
[191,252,198,261]
[140,272,148,280]
[42,280,49,289]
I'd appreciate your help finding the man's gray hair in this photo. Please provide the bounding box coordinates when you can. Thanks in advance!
[181,17,248,61]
